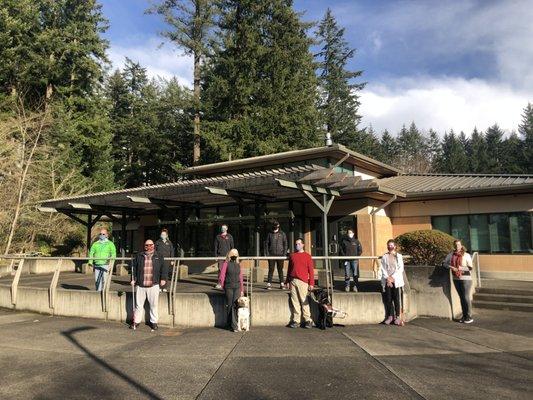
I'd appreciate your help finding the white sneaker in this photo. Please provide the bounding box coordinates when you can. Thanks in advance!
[279,283,285,290]
[463,318,474,324]
[214,283,222,289]
[266,283,272,290]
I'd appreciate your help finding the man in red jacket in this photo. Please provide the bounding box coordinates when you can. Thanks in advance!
[285,238,314,328]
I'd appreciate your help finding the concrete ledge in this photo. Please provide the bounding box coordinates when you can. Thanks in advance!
[481,271,533,281]
[177,265,188,280]
[251,267,266,283]
[81,263,92,275]
[25,259,77,274]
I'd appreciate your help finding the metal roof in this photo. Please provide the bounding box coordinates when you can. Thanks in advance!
[180,144,401,177]
[376,173,533,199]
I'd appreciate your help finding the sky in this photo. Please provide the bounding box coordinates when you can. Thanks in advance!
[100,0,533,136]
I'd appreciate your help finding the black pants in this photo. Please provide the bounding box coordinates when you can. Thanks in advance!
[453,279,472,320]
[384,285,401,317]
[225,287,240,330]
[267,259,285,284]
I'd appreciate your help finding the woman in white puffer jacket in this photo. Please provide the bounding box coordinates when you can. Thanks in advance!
[380,239,405,326]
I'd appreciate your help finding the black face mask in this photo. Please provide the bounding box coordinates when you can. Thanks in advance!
[230,256,237,261]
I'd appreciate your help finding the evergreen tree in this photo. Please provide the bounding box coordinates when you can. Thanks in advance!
[378,129,398,164]
[518,103,533,173]
[396,122,430,172]
[501,132,523,174]
[425,129,441,171]
[315,8,365,147]
[436,130,468,173]
[485,124,504,173]
[202,0,320,162]
[468,127,489,173]
[148,0,216,165]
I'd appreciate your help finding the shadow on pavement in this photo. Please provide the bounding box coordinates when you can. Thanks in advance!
[61,326,163,400]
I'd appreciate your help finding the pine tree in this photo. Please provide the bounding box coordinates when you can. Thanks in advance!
[437,130,468,173]
[468,127,489,173]
[202,0,320,162]
[148,0,216,165]
[518,103,533,173]
[396,122,430,172]
[315,8,365,147]
[485,124,504,173]
[378,129,398,165]
[501,132,523,174]
[425,129,441,171]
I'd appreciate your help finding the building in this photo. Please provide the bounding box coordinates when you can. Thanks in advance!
[38,144,533,280]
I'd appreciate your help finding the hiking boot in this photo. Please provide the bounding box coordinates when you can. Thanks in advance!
[288,321,299,329]
[383,316,394,325]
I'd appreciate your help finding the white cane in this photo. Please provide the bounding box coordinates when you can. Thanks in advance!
[131,257,136,330]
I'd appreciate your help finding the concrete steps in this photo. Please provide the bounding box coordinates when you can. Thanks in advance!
[473,283,533,312]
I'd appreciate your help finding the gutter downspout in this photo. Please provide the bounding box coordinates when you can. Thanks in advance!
[370,195,397,278]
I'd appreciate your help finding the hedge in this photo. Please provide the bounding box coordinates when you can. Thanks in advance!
[395,229,456,266]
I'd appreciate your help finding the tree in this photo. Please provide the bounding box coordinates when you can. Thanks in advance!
[201,0,320,162]
[378,129,398,164]
[425,129,441,171]
[436,130,468,173]
[396,122,431,173]
[148,0,216,165]
[518,103,533,173]
[501,132,523,174]
[485,124,504,173]
[315,8,365,147]
[468,128,489,173]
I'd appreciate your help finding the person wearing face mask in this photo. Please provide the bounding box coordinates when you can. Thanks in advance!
[444,239,474,324]
[218,248,244,332]
[380,239,405,326]
[130,240,167,330]
[87,228,117,292]
[340,228,363,292]
[155,228,176,292]
[214,224,234,289]
[285,238,315,329]
[265,221,288,290]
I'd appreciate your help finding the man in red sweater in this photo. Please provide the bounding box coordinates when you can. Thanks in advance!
[285,238,314,328]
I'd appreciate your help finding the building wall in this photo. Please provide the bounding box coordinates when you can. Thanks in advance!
[391,216,432,237]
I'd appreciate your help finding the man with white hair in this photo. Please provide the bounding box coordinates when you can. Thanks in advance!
[130,239,168,330]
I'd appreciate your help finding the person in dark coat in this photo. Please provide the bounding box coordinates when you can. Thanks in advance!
[218,248,244,331]
[130,240,168,330]
[339,228,363,292]
[265,221,288,290]
[214,224,234,289]
[155,228,175,292]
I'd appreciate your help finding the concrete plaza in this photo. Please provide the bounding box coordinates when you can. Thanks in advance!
[0,308,531,400]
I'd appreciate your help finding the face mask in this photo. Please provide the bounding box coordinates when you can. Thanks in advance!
[387,245,395,252]
[230,256,237,261]
[348,232,354,238]
[98,234,107,241]
[161,233,168,240]
[273,226,279,232]
[221,226,228,234]
[295,243,303,251]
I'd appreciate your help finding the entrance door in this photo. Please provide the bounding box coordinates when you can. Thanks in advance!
[310,215,357,268]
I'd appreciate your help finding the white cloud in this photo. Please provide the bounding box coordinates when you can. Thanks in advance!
[108,37,193,87]
[360,76,531,135]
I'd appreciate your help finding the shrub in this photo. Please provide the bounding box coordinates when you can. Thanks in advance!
[395,230,455,266]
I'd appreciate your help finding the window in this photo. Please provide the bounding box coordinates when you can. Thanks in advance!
[431,212,532,254]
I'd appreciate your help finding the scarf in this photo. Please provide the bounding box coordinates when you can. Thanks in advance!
[451,251,463,278]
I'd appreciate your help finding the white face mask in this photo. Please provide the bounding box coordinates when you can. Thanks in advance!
[348,232,354,238]
[161,233,168,240]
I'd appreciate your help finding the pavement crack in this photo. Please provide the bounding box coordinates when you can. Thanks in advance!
[410,321,533,362]
[339,329,427,400]
[195,332,245,400]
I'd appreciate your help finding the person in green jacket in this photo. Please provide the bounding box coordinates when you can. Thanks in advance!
[88,228,117,291]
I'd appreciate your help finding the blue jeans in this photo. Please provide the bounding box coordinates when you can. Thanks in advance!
[94,265,108,292]
[344,260,359,286]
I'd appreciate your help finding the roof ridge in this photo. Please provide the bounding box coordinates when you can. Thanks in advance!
[398,172,533,178]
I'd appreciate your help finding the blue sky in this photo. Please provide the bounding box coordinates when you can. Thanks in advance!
[100,0,532,135]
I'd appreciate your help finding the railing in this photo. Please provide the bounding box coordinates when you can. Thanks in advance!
[1,254,383,325]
